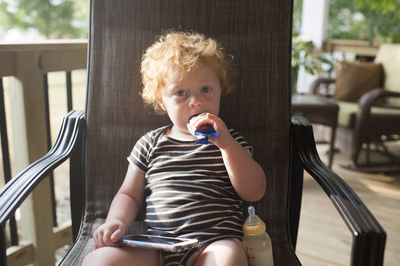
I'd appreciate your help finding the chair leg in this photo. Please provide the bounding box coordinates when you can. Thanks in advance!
[1,226,6,266]
[328,126,336,168]
[366,143,371,165]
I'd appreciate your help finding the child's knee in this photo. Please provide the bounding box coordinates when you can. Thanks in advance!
[220,239,247,262]
[81,247,120,266]
[82,248,105,266]
[195,239,248,266]
[81,246,161,266]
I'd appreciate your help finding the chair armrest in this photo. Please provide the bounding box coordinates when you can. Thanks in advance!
[358,88,400,112]
[0,110,85,226]
[310,77,335,96]
[351,89,400,164]
[292,116,386,266]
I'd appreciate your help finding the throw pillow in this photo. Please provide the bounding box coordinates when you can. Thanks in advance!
[334,61,383,102]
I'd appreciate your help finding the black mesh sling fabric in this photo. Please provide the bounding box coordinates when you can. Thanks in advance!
[61,0,297,264]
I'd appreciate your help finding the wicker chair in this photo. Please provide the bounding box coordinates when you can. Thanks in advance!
[311,44,400,168]
[0,0,386,265]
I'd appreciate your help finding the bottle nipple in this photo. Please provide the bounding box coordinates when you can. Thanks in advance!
[243,206,266,236]
[246,206,260,226]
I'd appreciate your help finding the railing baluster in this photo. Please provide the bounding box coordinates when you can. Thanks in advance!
[43,74,58,227]
[0,79,11,183]
[66,71,73,112]
[0,78,19,247]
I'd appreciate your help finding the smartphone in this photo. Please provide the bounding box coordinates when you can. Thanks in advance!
[116,234,199,252]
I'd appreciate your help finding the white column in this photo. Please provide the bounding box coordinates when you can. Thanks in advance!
[296,0,330,93]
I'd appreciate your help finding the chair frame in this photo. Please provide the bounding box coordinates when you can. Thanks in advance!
[0,110,386,266]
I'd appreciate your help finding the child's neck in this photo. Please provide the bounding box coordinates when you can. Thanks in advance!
[165,126,196,141]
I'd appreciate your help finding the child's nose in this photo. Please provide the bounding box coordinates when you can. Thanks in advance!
[189,95,203,108]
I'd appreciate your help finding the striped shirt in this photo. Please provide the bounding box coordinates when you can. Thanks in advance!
[127,125,252,246]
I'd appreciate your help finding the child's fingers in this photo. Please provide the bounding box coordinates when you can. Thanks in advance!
[192,113,216,128]
[102,228,112,246]
[111,228,122,242]
[93,233,98,249]
[195,114,228,135]
[103,227,120,246]
[93,220,124,248]
[94,230,104,248]
[191,112,211,122]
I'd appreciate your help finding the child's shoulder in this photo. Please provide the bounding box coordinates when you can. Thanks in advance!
[146,125,171,136]
[140,124,172,143]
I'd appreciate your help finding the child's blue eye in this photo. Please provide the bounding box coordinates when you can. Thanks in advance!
[176,90,186,96]
[202,87,212,93]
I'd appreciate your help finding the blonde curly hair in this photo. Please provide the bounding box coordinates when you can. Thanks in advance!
[140,31,235,113]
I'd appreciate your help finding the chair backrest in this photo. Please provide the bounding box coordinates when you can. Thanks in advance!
[374,43,400,93]
[82,0,294,263]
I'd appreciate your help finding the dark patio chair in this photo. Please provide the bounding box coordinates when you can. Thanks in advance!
[311,44,400,168]
[0,0,386,265]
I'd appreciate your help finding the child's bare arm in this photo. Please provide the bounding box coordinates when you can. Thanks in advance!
[191,113,266,202]
[93,163,145,248]
[219,136,266,202]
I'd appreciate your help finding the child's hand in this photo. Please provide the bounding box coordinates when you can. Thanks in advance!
[93,219,125,249]
[190,113,233,149]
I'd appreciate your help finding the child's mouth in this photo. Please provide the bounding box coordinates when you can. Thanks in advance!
[188,113,201,123]
[186,114,218,145]
[188,114,212,130]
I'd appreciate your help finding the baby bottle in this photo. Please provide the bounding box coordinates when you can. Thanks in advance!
[242,206,274,266]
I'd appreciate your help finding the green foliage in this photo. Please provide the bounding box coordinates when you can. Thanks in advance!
[291,37,332,92]
[0,0,88,39]
[328,0,400,43]
[292,0,303,36]
[355,0,400,14]
[292,37,332,75]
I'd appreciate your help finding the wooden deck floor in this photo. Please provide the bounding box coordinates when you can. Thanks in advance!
[295,144,400,266]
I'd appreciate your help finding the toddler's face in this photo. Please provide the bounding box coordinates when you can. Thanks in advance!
[159,63,222,138]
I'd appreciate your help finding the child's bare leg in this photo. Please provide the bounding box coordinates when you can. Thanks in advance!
[194,239,248,266]
[81,246,160,266]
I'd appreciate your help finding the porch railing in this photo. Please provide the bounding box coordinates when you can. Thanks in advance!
[322,39,380,57]
[0,40,87,266]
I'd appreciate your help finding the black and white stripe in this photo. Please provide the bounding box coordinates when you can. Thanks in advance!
[128,125,252,249]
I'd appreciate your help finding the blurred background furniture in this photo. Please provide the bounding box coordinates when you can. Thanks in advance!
[292,94,338,168]
[311,44,400,169]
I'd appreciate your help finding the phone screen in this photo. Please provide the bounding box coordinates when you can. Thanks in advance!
[124,234,188,245]
[117,234,199,252]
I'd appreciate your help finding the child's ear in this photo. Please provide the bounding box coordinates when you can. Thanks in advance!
[158,99,166,111]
